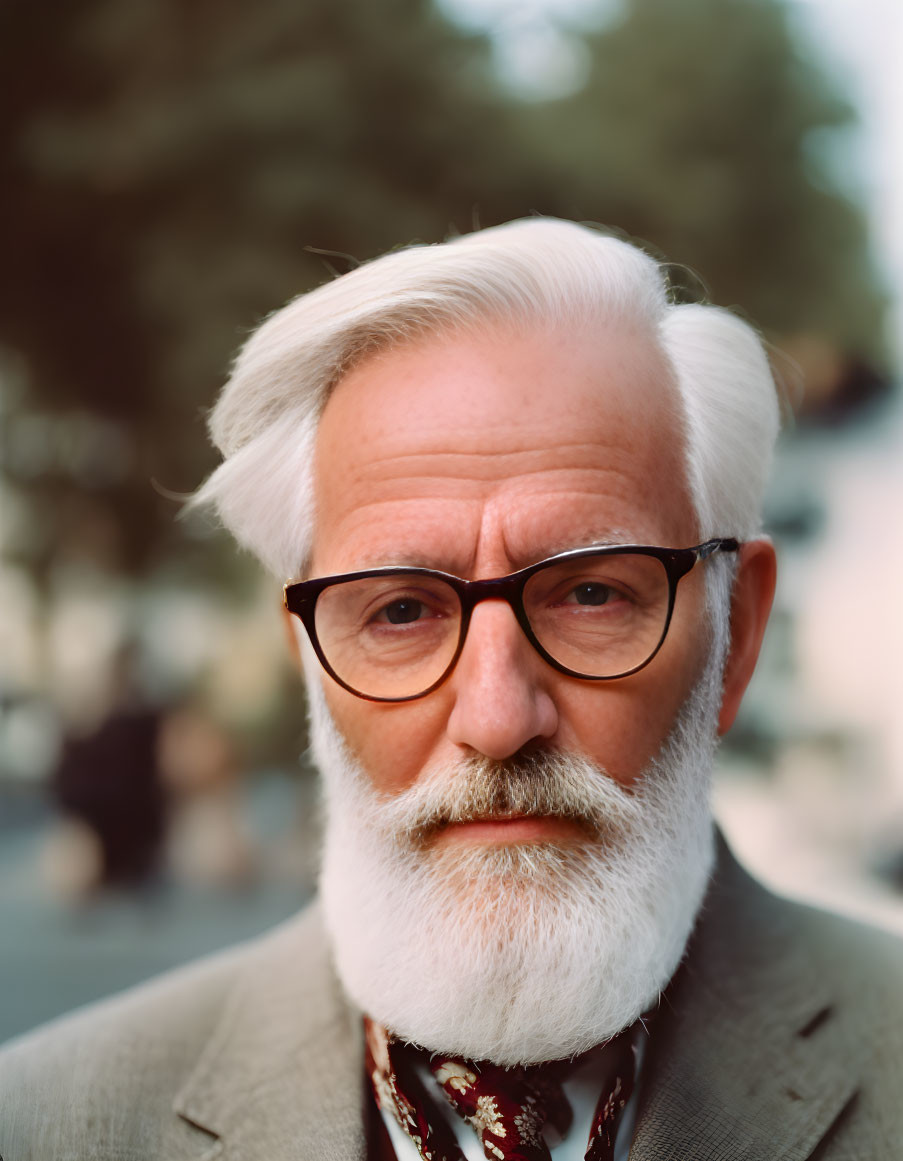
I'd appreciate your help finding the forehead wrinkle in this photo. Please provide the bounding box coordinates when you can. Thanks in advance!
[339,441,639,487]
[326,461,643,519]
[317,468,674,578]
[313,495,484,574]
[494,499,660,571]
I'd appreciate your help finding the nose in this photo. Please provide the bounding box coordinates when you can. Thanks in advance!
[445,599,559,760]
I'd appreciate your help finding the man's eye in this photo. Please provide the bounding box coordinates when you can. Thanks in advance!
[375,599,426,625]
[568,583,618,606]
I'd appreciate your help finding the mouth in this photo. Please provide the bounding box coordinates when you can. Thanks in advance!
[431,813,589,848]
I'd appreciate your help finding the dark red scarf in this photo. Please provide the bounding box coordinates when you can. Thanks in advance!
[364,1017,638,1161]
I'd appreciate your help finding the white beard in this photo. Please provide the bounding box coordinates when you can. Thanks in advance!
[309,651,722,1067]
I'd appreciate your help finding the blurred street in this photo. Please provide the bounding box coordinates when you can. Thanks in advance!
[0,773,315,1046]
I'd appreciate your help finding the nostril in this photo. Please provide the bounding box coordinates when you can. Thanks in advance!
[446,677,558,760]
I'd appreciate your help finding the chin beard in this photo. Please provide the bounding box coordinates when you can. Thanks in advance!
[310,656,722,1067]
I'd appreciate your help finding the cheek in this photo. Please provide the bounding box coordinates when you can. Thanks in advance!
[561,615,711,785]
[558,681,685,786]
[323,684,450,794]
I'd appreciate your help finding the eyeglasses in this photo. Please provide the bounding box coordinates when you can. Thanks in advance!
[283,538,739,703]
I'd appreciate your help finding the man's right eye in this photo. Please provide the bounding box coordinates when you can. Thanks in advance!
[375,599,426,625]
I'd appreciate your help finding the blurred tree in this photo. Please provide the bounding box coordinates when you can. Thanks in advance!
[0,0,889,597]
[0,0,546,585]
[532,0,887,376]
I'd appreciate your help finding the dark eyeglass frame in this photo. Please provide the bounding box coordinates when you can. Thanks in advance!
[283,538,740,703]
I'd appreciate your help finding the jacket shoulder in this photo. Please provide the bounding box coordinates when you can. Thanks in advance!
[715,853,903,1054]
[756,884,903,1024]
[786,896,903,1151]
[0,904,326,1161]
[638,842,903,1159]
[705,853,903,1154]
[704,840,903,1009]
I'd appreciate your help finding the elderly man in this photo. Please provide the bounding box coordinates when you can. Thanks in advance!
[2,219,901,1159]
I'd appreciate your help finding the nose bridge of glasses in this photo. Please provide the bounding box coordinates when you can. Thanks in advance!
[458,571,527,613]
[454,573,538,665]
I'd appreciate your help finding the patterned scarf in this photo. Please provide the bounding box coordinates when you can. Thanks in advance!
[365,1017,638,1161]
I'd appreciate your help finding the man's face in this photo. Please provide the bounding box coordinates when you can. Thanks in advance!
[310,321,712,816]
[305,321,727,1062]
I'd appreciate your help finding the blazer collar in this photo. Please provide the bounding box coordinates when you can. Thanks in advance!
[630,832,863,1160]
[174,904,367,1160]
[174,835,862,1161]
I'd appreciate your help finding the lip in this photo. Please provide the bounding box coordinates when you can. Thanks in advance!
[433,815,585,847]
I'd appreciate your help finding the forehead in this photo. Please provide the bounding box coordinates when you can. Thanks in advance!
[311,322,696,574]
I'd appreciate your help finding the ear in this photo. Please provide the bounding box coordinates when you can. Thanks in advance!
[718,538,777,735]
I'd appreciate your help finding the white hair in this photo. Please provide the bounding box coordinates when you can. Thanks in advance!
[192,218,780,577]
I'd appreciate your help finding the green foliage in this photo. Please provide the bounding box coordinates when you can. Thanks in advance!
[530,0,886,359]
[0,0,539,579]
[0,0,889,592]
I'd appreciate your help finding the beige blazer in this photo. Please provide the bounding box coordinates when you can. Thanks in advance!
[1,835,902,1160]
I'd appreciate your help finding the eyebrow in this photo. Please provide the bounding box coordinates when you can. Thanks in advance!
[535,528,640,559]
[365,528,643,576]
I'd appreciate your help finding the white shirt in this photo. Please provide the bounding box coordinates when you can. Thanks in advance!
[379,1029,647,1161]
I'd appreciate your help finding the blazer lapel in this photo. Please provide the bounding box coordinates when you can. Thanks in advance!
[174,904,368,1161]
[630,833,862,1161]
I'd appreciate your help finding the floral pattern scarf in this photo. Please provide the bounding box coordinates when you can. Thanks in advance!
[364,1017,638,1161]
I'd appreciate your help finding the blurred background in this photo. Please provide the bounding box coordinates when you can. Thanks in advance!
[1,0,901,1044]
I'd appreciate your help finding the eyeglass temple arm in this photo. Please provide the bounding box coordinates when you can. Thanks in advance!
[695,537,740,561]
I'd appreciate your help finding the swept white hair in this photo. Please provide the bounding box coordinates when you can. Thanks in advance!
[193,218,780,576]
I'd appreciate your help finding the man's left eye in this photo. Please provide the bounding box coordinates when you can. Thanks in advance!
[567,583,618,606]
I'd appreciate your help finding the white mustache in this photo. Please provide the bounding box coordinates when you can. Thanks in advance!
[371,750,647,848]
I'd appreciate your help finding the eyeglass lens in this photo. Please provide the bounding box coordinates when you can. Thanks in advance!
[312,551,672,700]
